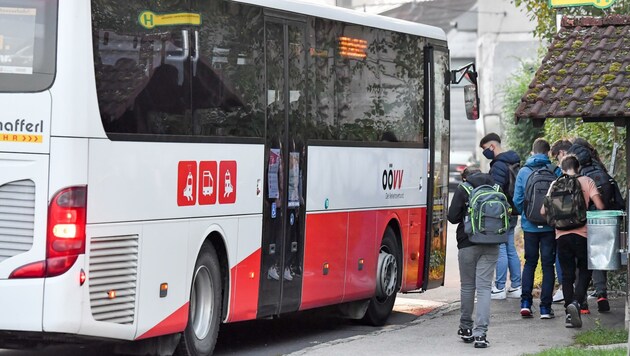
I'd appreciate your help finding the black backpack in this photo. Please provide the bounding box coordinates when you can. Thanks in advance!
[543,174,587,230]
[580,163,625,210]
[506,162,521,215]
[523,164,557,225]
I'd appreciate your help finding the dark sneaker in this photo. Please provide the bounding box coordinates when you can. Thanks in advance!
[474,335,489,348]
[520,300,533,318]
[540,306,555,319]
[565,314,573,328]
[457,328,474,343]
[580,302,590,315]
[567,302,582,328]
[597,297,610,312]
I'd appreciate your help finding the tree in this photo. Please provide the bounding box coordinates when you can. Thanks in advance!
[501,61,544,163]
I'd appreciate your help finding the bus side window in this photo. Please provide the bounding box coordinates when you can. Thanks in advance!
[141,63,189,134]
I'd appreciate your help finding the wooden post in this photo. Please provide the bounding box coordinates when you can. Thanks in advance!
[626,122,630,337]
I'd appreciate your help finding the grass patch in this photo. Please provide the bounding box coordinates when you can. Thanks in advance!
[528,347,626,356]
[574,326,628,346]
[527,326,628,355]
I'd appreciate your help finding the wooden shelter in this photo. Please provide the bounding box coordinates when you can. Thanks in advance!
[516,15,630,326]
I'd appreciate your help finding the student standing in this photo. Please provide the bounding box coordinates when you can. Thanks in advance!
[549,139,573,304]
[568,138,623,313]
[448,167,499,348]
[513,138,561,319]
[540,155,604,327]
[479,133,522,300]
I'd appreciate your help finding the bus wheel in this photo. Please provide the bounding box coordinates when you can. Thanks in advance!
[363,227,400,326]
[176,242,222,356]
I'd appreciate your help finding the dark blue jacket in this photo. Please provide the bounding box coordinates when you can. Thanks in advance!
[489,150,521,193]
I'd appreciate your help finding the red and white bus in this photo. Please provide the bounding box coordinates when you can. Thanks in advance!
[0,0,457,354]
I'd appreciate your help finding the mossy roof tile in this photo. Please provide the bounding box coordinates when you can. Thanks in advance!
[517,15,630,121]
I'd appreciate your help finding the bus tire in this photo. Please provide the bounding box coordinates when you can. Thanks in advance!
[362,227,400,326]
[175,242,222,356]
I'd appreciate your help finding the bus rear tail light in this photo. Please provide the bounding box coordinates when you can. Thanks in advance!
[46,186,87,276]
[9,186,87,279]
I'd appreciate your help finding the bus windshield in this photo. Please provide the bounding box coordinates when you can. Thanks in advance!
[0,0,57,92]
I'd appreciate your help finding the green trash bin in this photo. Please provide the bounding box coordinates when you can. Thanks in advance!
[587,210,625,270]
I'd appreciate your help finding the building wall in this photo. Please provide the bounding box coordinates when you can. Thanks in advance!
[448,8,477,154]
[476,0,540,164]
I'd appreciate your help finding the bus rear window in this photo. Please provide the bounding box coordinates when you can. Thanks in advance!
[0,0,57,92]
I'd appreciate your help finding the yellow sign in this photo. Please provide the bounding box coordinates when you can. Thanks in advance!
[549,0,614,9]
[138,11,201,29]
[0,133,42,143]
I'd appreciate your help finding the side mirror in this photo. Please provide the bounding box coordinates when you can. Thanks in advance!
[451,63,480,121]
[464,85,479,121]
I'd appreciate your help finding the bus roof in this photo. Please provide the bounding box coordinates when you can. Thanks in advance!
[233,0,447,42]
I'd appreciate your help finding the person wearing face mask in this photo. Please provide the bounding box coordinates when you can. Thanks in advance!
[479,133,522,300]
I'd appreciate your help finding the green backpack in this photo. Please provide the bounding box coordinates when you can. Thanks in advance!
[543,174,587,230]
[461,182,511,244]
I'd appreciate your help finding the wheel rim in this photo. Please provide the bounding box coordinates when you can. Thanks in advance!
[376,249,398,300]
[190,265,214,340]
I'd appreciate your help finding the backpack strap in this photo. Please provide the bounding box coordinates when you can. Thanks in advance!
[545,163,557,172]
[459,181,474,196]
[492,184,501,192]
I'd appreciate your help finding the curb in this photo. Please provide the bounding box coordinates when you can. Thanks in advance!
[585,343,627,350]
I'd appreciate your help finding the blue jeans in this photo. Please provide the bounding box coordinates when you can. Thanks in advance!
[494,227,521,290]
[521,231,556,308]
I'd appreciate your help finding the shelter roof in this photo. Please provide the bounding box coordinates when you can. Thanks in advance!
[515,15,630,124]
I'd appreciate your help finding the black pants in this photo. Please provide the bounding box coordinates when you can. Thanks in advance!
[557,233,592,309]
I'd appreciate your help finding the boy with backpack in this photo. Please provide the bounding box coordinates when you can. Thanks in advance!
[540,155,605,328]
[549,139,573,304]
[479,133,522,300]
[448,167,510,348]
[568,138,625,313]
[513,138,561,319]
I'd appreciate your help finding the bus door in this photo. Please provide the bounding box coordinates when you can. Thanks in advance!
[258,16,307,317]
[423,45,450,290]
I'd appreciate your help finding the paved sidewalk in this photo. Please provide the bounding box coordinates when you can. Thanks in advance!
[289,291,627,356]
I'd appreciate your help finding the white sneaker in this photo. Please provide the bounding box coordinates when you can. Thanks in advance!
[552,289,564,303]
[491,285,506,300]
[283,266,294,281]
[507,286,521,299]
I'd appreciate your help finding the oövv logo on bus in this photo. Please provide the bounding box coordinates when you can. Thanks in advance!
[382,164,404,190]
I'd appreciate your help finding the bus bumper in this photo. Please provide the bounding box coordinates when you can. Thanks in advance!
[0,278,44,332]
